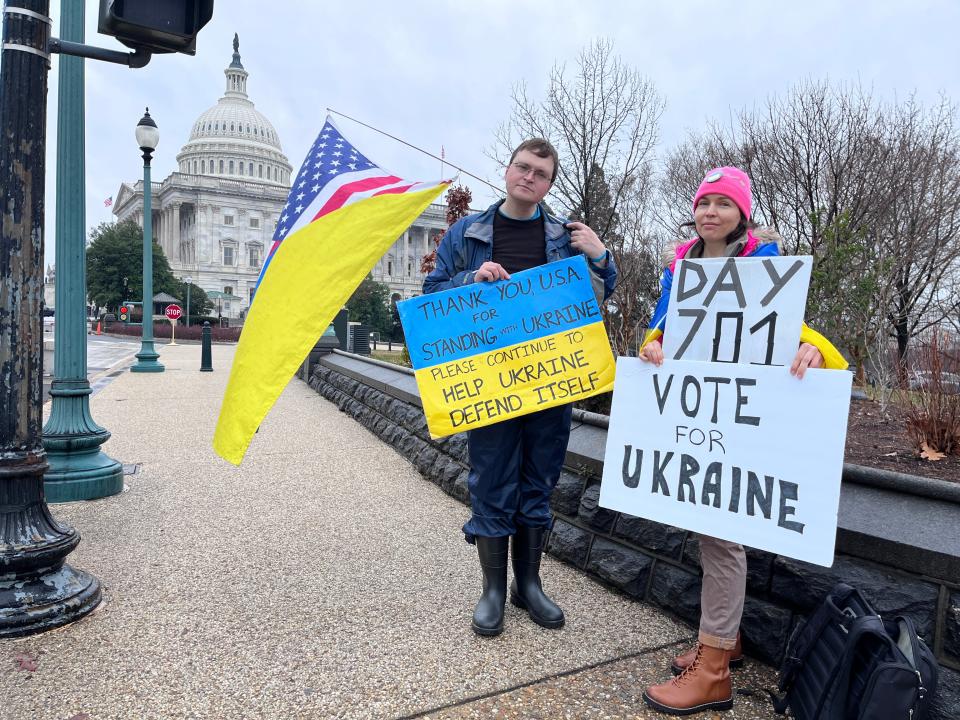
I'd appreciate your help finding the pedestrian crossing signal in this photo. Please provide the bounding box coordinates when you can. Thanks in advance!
[120,305,129,322]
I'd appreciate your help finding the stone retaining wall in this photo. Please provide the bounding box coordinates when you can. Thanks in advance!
[308,352,959,717]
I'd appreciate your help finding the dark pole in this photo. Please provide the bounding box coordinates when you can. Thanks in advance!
[200,321,213,371]
[0,0,101,637]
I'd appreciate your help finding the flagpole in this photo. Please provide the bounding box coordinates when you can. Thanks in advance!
[327,108,503,195]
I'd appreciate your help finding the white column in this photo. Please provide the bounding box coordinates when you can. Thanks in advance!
[155,206,165,256]
[172,203,181,264]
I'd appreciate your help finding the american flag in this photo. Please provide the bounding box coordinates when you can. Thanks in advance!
[104,196,113,207]
[259,116,431,286]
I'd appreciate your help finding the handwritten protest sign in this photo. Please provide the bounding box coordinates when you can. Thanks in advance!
[398,256,615,438]
[662,257,812,366]
[599,359,851,566]
[600,254,850,566]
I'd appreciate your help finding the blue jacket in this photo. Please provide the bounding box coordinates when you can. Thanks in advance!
[423,200,617,300]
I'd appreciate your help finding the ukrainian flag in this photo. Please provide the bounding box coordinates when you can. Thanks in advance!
[213,117,447,464]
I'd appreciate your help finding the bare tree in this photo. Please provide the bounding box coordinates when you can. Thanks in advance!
[489,38,664,244]
[488,39,665,357]
[876,97,960,368]
[595,167,666,354]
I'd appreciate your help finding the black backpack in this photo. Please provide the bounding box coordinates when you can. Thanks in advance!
[774,582,939,719]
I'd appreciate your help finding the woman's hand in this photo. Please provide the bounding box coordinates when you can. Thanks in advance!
[639,342,664,366]
[790,342,824,379]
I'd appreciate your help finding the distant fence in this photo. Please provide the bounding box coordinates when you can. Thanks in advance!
[99,322,241,342]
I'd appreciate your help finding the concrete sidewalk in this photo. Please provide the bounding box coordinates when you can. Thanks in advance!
[2,342,781,719]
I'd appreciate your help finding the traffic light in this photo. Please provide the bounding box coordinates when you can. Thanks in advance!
[97,0,214,56]
[119,305,129,322]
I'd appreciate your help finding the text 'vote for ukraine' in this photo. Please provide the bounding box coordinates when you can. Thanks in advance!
[397,256,615,438]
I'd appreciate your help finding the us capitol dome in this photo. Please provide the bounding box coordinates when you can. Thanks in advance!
[176,35,291,186]
[112,35,294,321]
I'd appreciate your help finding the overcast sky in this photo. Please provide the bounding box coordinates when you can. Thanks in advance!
[35,0,960,269]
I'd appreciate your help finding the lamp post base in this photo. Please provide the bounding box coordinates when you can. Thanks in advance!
[0,468,102,639]
[131,342,164,372]
[0,564,102,638]
[43,381,124,502]
[44,450,123,503]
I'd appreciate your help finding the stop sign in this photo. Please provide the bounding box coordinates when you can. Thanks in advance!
[165,304,183,320]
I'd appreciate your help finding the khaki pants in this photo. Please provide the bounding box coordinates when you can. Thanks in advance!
[697,535,747,650]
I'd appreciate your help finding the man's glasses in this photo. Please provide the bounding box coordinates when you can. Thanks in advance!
[510,161,551,183]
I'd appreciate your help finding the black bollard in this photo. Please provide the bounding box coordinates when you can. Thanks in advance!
[200,321,213,372]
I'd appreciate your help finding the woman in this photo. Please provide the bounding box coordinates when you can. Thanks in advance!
[639,167,847,715]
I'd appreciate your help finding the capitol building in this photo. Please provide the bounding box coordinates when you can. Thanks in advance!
[113,36,448,321]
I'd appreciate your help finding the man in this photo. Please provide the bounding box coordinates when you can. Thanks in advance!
[423,138,617,636]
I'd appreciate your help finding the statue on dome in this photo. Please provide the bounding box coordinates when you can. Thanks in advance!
[233,33,239,54]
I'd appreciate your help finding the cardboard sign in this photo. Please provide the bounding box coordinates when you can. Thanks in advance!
[599,358,851,567]
[662,257,812,366]
[398,256,615,438]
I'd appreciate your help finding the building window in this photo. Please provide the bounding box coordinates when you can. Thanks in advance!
[193,161,197,174]
[223,246,234,266]
[230,123,235,132]
[229,160,234,174]
[408,263,412,277]
[249,217,259,229]
[258,164,263,178]
[219,160,224,173]
[248,162,254,175]
[388,261,393,275]
[224,285,233,296]
[249,287,256,305]
[201,160,206,173]
[238,162,244,175]
[248,246,260,266]
[223,215,234,226]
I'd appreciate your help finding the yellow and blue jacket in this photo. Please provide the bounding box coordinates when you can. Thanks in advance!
[640,232,848,370]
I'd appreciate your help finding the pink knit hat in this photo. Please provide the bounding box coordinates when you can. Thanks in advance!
[693,166,751,220]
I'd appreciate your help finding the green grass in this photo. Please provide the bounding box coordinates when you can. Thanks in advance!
[370,350,411,368]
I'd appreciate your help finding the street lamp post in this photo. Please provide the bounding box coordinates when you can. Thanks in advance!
[42,0,123,503]
[131,108,163,373]
[184,276,192,328]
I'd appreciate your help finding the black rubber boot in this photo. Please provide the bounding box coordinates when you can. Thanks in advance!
[472,536,509,636]
[509,525,564,629]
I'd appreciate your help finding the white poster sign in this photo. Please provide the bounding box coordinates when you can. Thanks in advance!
[599,358,851,567]
[662,256,812,367]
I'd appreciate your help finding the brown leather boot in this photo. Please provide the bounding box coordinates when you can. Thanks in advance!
[671,633,743,675]
[643,644,733,716]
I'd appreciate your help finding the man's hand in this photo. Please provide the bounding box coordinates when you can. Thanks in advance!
[639,342,664,366]
[790,342,824,379]
[565,221,606,264]
[473,261,510,282]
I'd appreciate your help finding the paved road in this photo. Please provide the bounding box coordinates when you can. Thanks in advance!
[42,333,142,401]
